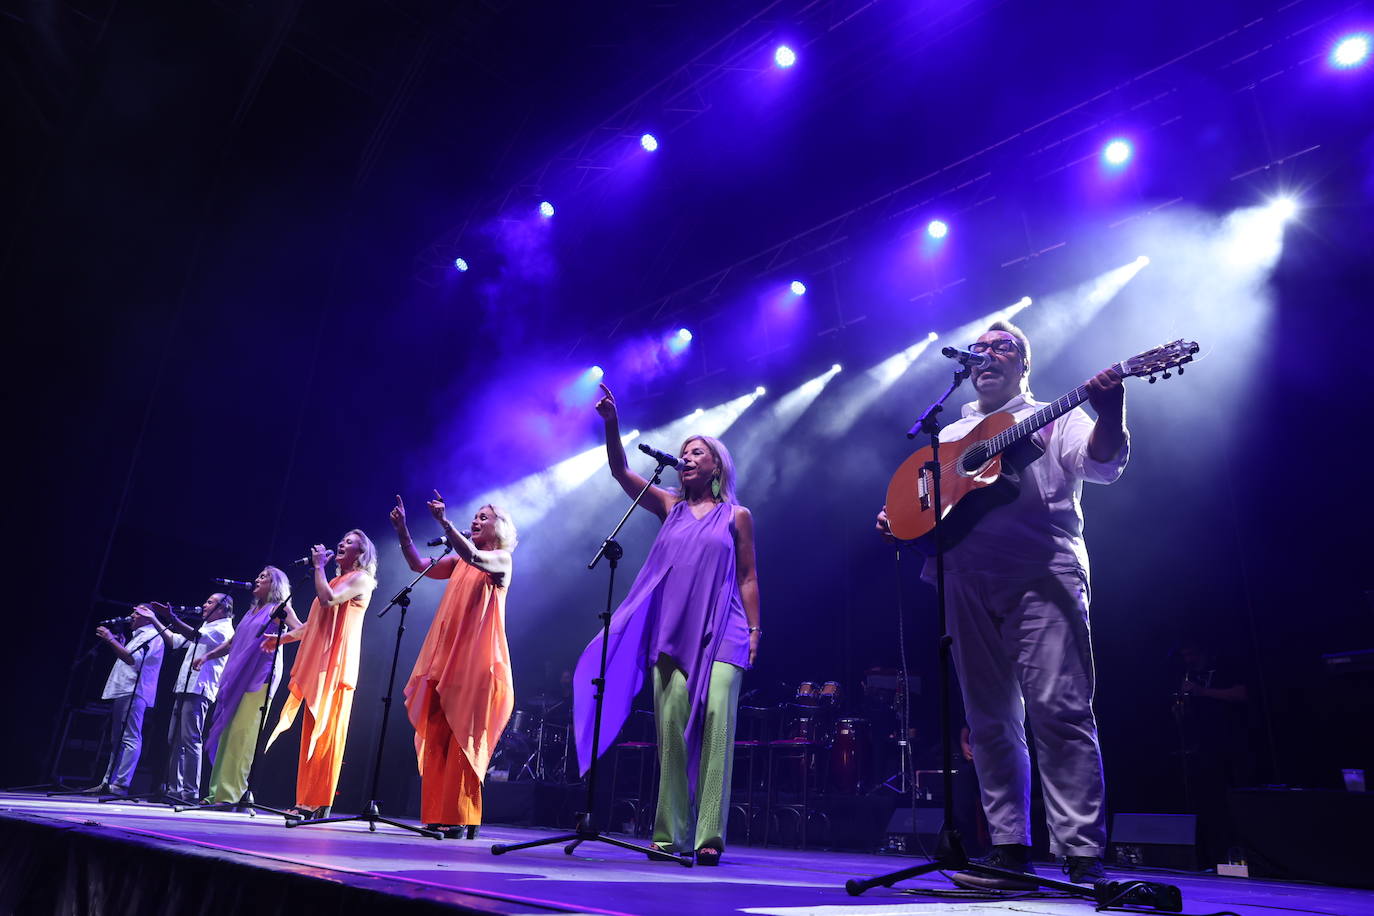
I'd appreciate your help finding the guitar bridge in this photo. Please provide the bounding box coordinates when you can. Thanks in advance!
[918,466,932,511]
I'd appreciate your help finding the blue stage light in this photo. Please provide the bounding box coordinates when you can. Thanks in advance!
[454,257,469,272]
[591,365,604,378]
[774,45,797,68]
[677,328,693,342]
[926,219,949,240]
[538,201,555,218]
[1332,32,1372,68]
[1103,139,1133,167]
[640,133,659,152]
[789,280,807,295]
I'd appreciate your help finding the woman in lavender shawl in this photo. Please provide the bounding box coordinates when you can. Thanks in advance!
[573,383,762,866]
[195,565,300,803]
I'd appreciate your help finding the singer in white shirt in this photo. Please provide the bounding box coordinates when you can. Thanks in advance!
[94,604,174,794]
[152,595,236,802]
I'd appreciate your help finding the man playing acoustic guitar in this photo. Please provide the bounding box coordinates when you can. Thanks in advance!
[878,320,1127,889]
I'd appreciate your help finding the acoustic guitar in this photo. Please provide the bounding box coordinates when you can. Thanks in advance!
[884,338,1199,552]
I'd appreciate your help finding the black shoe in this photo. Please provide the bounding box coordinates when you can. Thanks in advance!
[105,784,129,797]
[950,844,1038,892]
[695,846,722,866]
[465,825,479,840]
[1064,855,1106,885]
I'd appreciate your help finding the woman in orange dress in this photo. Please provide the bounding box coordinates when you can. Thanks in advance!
[391,490,516,839]
[262,529,378,819]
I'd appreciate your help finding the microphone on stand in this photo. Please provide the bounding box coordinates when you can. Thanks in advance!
[426,535,449,548]
[637,443,680,468]
[212,578,255,590]
[292,550,334,567]
[941,346,994,371]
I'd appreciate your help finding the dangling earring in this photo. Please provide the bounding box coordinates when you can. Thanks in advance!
[711,474,722,500]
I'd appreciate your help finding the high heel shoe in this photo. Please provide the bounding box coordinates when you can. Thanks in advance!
[694,846,722,866]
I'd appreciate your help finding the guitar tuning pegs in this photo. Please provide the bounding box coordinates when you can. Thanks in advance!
[1162,370,1172,379]
[1177,366,1184,375]
[1148,375,1157,384]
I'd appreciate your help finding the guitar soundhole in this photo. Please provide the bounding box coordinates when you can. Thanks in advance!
[960,446,987,475]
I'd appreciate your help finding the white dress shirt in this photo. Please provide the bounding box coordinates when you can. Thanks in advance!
[100,624,167,705]
[167,617,236,701]
[923,392,1129,582]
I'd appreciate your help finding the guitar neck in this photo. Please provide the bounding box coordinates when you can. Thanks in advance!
[985,362,1123,456]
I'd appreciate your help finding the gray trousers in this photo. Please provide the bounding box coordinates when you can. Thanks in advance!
[165,693,210,800]
[102,694,147,790]
[946,569,1107,857]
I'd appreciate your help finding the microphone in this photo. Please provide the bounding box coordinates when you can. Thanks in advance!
[637,443,680,468]
[293,550,334,567]
[941,346,994,371]
[426,535,449,548]
[213,578,255,590]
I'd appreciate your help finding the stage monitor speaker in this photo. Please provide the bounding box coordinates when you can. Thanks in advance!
[1109,812,1197,870]
[881,806,944,855]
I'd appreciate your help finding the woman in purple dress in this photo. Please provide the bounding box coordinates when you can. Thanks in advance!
[573,383,762,865]
[196,565,301,803]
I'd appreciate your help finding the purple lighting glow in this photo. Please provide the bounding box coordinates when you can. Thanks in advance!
[789,280,807,295]
[538,200,555,218]
[453,257,469,272]
[640,133,659,152]
[774,45,797,69]
[926,219,949,240]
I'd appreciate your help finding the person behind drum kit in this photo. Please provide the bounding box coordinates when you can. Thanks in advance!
[391,491,517,839]
[199,566,300,804]
[877,320,1128,889]
[91,604,175,795]
[150,593,236,802]
[572,382,761,866]
[263,530,378,820]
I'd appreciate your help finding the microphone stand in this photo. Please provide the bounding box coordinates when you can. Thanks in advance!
[844,371,1183,912]
[174,585,301,818]
[50,634,152,800]
[287,546,451,838]
[492,457,692,866]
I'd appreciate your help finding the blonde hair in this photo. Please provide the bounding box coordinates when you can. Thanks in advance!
[480,504,519,551]
[258,566,291,607]
[679,434,739,505]
[337,529,378,579]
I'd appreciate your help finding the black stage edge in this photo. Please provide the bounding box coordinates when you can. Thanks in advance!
[0,808,562,915]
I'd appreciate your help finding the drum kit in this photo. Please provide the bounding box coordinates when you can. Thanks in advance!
[490,696,574,784]
[783,680,871,794]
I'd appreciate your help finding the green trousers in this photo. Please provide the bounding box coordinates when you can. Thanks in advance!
[651,657,742,852]
[208,685,267,804]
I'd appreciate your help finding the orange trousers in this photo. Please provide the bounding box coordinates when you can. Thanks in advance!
[297,687,354,809]
[419,688,483,826]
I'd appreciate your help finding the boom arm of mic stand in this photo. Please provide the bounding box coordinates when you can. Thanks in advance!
[588,461,669,569]
[378,544,453,618]
[907,367,971,439]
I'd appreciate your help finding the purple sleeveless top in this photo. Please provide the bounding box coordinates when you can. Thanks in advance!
[573,500,748,789]
[204,603,286,763]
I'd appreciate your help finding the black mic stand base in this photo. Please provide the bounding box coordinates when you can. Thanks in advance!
[295,801,443,839]
[490,812,692,866]
[175,788,295,818]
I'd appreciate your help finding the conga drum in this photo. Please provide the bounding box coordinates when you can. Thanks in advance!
[829,718,870,794]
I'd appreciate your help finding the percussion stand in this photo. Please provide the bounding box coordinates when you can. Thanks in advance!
[288,546,451,838]
[845,370,1183,911]
[492,455,692,866]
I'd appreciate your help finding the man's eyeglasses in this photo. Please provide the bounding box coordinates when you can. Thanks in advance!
[969,340,1022,356]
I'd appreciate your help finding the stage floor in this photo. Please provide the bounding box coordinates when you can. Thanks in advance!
[2,793,1370,915]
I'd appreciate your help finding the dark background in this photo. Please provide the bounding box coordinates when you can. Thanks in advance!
[4,0,1372,824]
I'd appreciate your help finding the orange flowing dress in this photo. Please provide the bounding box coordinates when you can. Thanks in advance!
[403,557,513,826]
[266,571,374,809]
